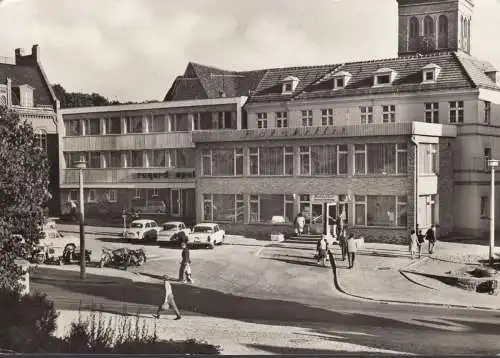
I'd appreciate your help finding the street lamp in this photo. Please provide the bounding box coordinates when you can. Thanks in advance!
[487,159,499,266]
[75,159,87,280]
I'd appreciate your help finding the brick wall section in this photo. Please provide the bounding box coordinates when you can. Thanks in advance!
[438,138,455,237]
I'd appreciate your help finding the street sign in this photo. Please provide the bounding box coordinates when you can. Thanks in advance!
[488,159,499,167]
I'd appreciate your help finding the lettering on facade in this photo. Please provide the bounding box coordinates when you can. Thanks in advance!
[136,170,196,180]
[311,194,339,202]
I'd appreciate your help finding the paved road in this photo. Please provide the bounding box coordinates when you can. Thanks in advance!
[32,231,500,355]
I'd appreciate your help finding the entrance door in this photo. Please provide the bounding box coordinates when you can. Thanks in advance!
[170,189,181,217]
[310,203,323,234]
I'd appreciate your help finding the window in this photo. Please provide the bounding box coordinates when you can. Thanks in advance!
[257,113,267,129]
[481,196,489,218]
[397,196,408,227]
[212,194,236,222]
[354,144,367,175]
[134,188,141,199]
[425,71,434,81]
[87,189,97,203]
[150,150,165,167]
[449,101,464,123]
[126,117,143,133]
[438,15,449,48]
[360,106,373,124]
[126,151,143,168]
[425,103,439,123]
[203,194,213,221]
[367,196,397,227]
[249,195,259,223]
[335,78,344,88]
[235,148,244,176]
[104,118,121,134]
[202,150,212,176]
[299,146,310,175]
[276,112,288,128]
[321,109,334,126]
[284,194,295,223]
[409,17,419,39]
[174,113,190,132]
[68,190,78,202]
[376,75,391,85]
[382,105,396,123]
[106,189,118,203]
[284,146,294,175]
[104,151,121,168]
[301,110,313,127]
[249,148,259,175]
[217,112,235,129]
[284,83,293,92]
[484,101,491,124]
[88,152,101,168]
[259,147,285,176]
[20,85,34,107]
[66,120,82,136]
[85,119,100,135]
[419,143,438,174]
[354,195,367,226]
[367,143,407,175]
[151,115,166,132]
[65,152,86,168]
[212,149,235,176]
[337,145,348,174]
[236,194,245,222]
[36,130,47,152]
[424,16,434,36]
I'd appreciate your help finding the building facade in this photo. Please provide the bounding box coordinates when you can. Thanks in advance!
[0,45,61,216]
[60,97,246,225]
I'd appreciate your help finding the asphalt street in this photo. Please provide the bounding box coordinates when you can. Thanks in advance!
[31,231,500,355]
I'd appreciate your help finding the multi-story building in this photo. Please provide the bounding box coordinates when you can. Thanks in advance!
[59,97,247,224]
[163,0,500,240]
[0,45,61,216]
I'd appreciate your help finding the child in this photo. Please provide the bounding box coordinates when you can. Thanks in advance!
[153,276,181,320]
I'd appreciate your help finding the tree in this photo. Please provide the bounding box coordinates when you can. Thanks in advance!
[0,106,49,292]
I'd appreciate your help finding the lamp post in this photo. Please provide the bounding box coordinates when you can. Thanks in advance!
[487,159,499,266]
[75,159,87,280]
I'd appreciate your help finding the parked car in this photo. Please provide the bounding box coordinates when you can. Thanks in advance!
[133,201,167,214]
[188,223,225,249]
[157,221,191,247]
[123,219,161,241]
[33,229,80,265]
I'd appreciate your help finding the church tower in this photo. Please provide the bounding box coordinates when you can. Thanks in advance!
[397,0,474,56]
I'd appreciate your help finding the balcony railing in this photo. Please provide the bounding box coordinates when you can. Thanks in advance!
[62,132,194,151]
[62,167,196,185]
[192,122,457,143]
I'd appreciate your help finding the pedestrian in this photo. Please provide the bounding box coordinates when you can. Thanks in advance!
[316,235,329,267]
[153,275,181,320]
[409,229,418,259]
[294,212,306,236]
[338,228,347,261]
[179,242,193,283]
[416,229,425,258]
[346,233,358,269]
[426,225,437,254]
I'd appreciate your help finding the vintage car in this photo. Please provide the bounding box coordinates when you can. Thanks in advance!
[157,221,191,247]
[123,219,161,241]
[188,223,225,249]
[33,229,80,265]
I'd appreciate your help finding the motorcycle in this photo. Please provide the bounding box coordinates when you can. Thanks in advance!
[99,247,146,269]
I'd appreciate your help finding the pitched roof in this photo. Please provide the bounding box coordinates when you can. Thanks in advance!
[163,51,500,104]
[0,62,55,107]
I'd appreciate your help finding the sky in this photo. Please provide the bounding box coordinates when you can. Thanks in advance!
[0,0,499,102]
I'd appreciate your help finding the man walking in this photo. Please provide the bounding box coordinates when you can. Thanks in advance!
[338,228,347,261]
[346,233,358,269]
[426,225,437,254]
[316,235,329,267]
[153,276,181,320]
[179,242,193,283]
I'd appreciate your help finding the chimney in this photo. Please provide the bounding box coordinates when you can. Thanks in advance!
[31,44,39,60]
[14,48,25,65]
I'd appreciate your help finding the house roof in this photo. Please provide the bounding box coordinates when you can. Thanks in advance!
[0,62,55,107]
[163,51,499,104]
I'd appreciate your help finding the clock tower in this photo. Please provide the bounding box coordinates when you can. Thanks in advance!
[397,0,474,56]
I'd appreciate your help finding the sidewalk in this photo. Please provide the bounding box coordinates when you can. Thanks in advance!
[333,242,500,310]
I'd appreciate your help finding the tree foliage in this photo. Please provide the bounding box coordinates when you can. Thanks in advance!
[52,84,159,109]
[0,106,49,291]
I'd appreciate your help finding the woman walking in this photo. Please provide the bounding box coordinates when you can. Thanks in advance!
[346,233,358,269]
[409,229,418,259]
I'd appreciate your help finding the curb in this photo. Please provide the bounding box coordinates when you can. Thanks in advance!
[327,251,500,312]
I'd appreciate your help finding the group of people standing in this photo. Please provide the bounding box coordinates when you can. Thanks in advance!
[409,224,437,259]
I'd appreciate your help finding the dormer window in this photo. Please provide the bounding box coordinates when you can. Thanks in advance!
[373,68,397,87]
[281,76,299,95]
[332,71,352,90]
[18,84,34,107]
[422,63,441,83]
[485,70,500,86]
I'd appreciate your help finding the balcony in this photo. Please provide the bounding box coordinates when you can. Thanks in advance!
[192,122,457,143]
[62,132,194,152]
[62,167,196,185]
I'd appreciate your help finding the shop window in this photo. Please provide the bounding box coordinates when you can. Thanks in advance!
[366,196,407,227]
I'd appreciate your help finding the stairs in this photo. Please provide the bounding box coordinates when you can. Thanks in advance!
[285,234,322,244]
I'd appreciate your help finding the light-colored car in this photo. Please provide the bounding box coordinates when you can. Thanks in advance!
[188,223,225,249]
[40,229,79,249]
[157,221,191,247]
[123,219,161,241]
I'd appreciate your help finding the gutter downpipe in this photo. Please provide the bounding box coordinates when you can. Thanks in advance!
[411,135,418,231]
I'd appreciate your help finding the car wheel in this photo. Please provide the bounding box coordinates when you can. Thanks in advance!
[208,242,215,249]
